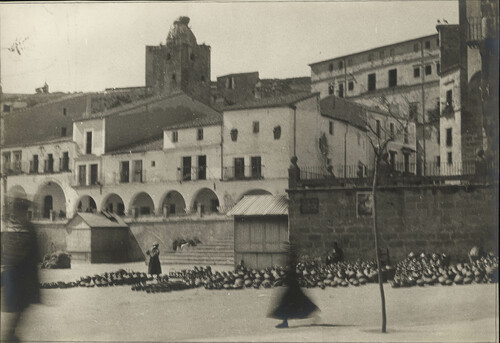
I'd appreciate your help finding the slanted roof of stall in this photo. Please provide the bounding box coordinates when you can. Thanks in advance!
[227,195,288,216]
[68,212,128,228]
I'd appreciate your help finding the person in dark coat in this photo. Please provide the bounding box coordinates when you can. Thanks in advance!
[146,243,162,278]
[268,242,320,328]
[1,196,41,342]
[325,242,344,265]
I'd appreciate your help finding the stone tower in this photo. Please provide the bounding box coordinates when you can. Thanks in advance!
[145,16,211,102]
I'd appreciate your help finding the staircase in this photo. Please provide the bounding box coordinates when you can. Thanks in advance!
[159,238,234,266]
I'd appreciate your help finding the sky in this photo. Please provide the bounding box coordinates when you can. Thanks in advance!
[0,1,459,94]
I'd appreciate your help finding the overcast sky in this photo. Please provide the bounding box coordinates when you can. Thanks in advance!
[1,1,458,94]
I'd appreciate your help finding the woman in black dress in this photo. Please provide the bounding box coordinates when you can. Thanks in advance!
[146,243,162,278]
[268,242,320,328]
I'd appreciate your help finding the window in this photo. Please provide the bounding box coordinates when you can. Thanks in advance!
[172,73,176,81]
[436,156,441,166]
[414,67,420,78]
[357,132,361,146]
[390,123,395,136]
[388,69,397,87]
[389,151,397,169]
[348,81,354,91]
[226,77,235,89]
[251,156,262,178]
[230,129,238,141]
[3,104,11,112]
[425,65,432,75]
[329,63,334,71]
[234,158,245,179]
[329,121,334,135]
[446,90,453,107]
[182,156,191,181]
[368,53,373,62]
[198,155,206,180]
[413,43,419,52]
[90,164,98,185]
[12,151,22,172]
[404,153,410,172]
[120,161,130,183]
[338,61,343,69]
[379,51,385,59]
[78,165,86,186]
[425,40,431,49]
[409,103,418,120]
[61,152,69,171]
[376,120,381,137]
[253,121,260,133]
[447,152,453,164]
[446,128,452,146]
[31,155,39,173]
[45,154,54,173]
[338,83,344,98]
[172,131,178,143]
[201,75,205,82]
[368,73,376,91]
[404,127,409,144]
[437,63,440,74]
[273,126,281,140]
[131,160,142,182]
[328,84,334,95]
[197,128,203,141]
[85,131,92,154]
[151,161,155,167]
[390,48,395,57]
[61,127,67,137]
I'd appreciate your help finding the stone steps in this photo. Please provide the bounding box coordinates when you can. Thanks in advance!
[160,239,234,266]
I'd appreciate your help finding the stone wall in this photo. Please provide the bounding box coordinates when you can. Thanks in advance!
[288,184,498,263]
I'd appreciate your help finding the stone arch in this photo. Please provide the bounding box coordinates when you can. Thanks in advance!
[7,185,27,199]
[191,188,220,215]
[75,195,97,213]
[160,190,186,217]
[237,188,272,202]
[129,192,155,217]
[101,193,125,216]
[33,180,67,219]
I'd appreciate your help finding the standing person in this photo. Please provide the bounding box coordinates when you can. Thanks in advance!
[146,243,162,279]
[331,241,344,263]
[268,242,320,328]
[1,196,41,342]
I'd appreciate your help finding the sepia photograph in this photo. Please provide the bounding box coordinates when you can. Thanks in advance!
[0,1,498,342]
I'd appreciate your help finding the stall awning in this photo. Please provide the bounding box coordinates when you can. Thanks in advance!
[227,195,288,216]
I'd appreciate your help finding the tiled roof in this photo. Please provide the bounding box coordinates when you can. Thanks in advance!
[164,112,222,130]
[106,135,163,155]
[1,136,73,149]
[222,92,318,111]
[227,195,288,216]
[320,96,367,131]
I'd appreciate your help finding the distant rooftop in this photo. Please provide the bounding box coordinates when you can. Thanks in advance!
[222,92,318,111]
[164,112,222,131]
[320,96,367,131]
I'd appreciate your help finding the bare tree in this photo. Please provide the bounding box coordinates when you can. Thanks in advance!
[361,96,412,333]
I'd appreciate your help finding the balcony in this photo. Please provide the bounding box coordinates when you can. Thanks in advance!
[177,166,210,182]
[1,160,71,176]
[466,16,499,47]
[223,165,264,181]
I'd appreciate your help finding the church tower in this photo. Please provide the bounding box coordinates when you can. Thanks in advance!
[145,17,211,102]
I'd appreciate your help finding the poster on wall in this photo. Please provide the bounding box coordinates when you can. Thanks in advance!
[356,192,373,217]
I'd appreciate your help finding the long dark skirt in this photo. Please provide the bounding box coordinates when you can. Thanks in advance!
[268,277,319,320]
[148,255,162,275]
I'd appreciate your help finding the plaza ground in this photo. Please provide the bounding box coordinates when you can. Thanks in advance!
[3,262,499,342]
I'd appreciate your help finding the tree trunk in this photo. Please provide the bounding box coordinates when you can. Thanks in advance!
[372,155,387,333]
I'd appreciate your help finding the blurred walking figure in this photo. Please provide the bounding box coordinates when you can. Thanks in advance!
[268,241,320,328]
[1,196,40,342]
[146,242,162,278]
